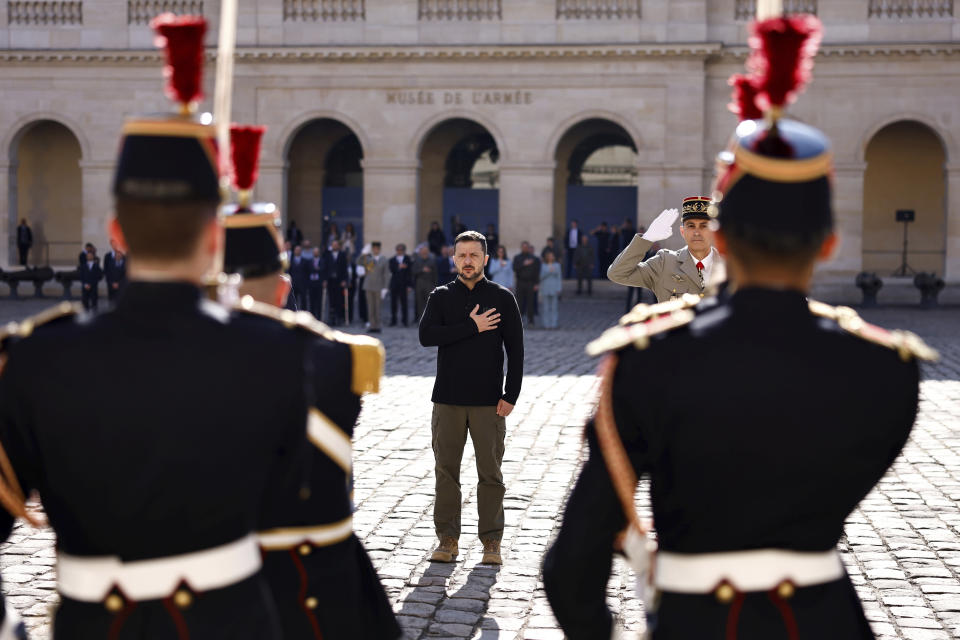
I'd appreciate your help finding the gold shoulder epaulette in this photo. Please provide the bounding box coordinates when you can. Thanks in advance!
[235,296,385,395]
[618,293,701,326]
[808,299,938,362]
[4,301,81,342]
[334,333,385,395]
[587,306,696,357]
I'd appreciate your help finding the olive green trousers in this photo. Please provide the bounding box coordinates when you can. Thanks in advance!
[431,403,506,542]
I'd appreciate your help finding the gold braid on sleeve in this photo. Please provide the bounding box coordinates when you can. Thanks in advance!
[593,354,645,536]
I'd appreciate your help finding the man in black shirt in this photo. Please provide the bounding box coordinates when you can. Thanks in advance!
[419,230,523,567]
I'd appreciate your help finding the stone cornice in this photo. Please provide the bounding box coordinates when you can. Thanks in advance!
[0,43,718,64]
[717,42,960,61]
[1,41,958,64]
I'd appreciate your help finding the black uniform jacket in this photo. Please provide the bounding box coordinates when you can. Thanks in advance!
[543,288,922,640]
[0,282,386,639]
[254,303,399,640]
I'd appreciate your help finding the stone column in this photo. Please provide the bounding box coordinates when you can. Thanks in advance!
[80,161,115,267]
[829,163,867,279]
[0,161,9,266]
[946,163,960,283]
[362,159,419,250]
[497,162,555,258]
[258,161,285,214]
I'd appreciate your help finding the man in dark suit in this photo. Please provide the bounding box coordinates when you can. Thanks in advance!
[591,221,612,277]
[288,244,308,310]
[325,240,349,326]
[512,241,540,326]
[427,221,446,256]
[389,243,412,326]
[103,243,127,304]
[15,219,32,266]
[307,250,327,321]
[79,247,102,311]
[544,18,935,639]
[436,245,455,284]
[78,242,95,267]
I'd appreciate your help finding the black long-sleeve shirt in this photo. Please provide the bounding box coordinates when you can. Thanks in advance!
[419,277,523,406]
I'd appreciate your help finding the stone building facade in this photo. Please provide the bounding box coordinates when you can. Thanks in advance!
[2,0,959,300]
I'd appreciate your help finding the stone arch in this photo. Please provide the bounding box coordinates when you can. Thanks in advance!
[7,118,84,266]
[862,119,947,275]
[551,117,639,276]
[410,110,509,165]
[277,110,371,162]
[416,117,502,246]
[544,110,642,164]
[857,113,952,164]
[283,117,366,254]
[4,112,90,163]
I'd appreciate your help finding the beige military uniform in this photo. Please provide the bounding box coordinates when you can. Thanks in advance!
[607,235,725,303]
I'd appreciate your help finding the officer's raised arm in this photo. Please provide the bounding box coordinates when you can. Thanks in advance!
[606,208,676,288]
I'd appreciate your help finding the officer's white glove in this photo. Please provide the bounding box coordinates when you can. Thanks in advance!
[641,208,679,242]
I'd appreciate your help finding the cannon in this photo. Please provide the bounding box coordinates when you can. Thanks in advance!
[2,267,54,298]
[55,269,82,300]
[854,272,883,308]
[914,272,944,309]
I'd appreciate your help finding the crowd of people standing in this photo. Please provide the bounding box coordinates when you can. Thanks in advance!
[284,217,656,332]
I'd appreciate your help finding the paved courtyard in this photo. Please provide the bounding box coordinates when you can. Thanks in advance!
[0,286,958,639]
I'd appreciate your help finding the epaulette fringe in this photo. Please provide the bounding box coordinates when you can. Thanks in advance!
[808,299,938,362]
[234,296,385,394]
[2,301,81,344]
[587,294,700,357]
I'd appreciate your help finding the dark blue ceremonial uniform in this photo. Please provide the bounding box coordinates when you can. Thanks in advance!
[543,288,923,639]
[0,281,396,639]
[245,301,400,640]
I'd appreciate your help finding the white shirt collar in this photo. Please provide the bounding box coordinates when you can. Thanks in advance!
[688,247,717,283]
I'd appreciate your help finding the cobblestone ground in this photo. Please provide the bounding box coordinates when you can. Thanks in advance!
[0,286,958,639]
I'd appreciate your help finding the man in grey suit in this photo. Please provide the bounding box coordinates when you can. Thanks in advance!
[607,196,724,302]
[359,241,390,333]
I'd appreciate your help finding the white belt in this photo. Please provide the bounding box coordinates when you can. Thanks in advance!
[57,534,261,602]
[655,548,844,593]
[257,516,354,551]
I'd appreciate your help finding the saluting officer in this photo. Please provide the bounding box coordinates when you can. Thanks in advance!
[0,16,384,639]
[543,12,937,640]
[223,125,400,639]
[607,196,725,302]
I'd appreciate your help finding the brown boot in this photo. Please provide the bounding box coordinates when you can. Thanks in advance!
[430,535,459,563]
[481,539,502,565]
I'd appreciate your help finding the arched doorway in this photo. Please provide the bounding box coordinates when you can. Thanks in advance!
[417,118,500,249]
[863,120,947,275]
[8,120,82,266]
[285,118,364,253]
[553,118,638,276]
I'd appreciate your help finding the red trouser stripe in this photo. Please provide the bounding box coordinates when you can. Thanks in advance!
[767,590,800,640]
[288,548,324,640]
[725,592,745,640]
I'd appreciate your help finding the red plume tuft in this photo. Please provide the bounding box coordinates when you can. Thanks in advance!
[728,74,763,121]
[230,125,266,193]
[747,14,822,112]
[151,13,207,107]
